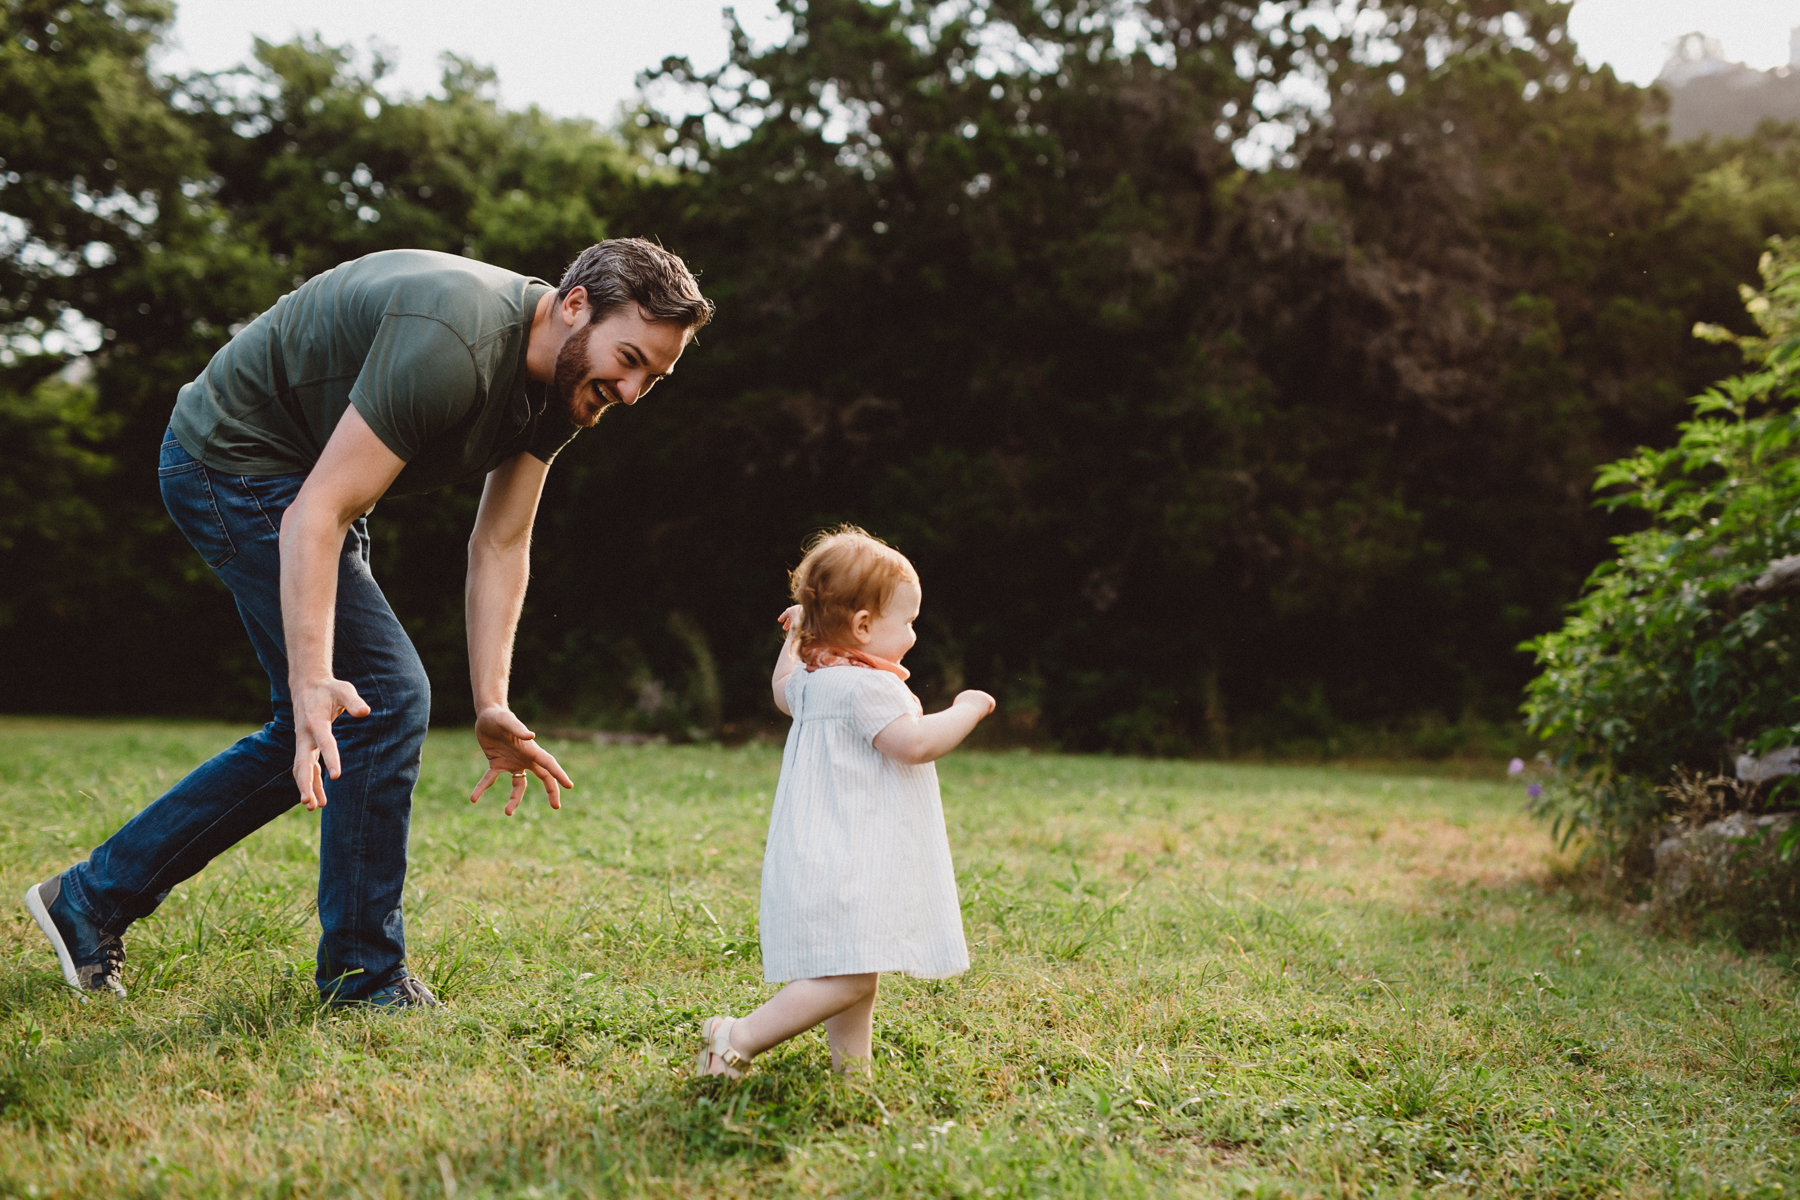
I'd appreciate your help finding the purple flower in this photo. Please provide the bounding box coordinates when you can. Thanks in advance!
[1508,757,1525,775]
[1528,782,1543,799]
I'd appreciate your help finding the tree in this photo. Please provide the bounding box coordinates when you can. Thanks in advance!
[515,0,1797,751]
[2,0,1795,756]
[0,12,644,715]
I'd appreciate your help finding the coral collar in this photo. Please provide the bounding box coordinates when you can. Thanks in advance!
[799,642,911,681]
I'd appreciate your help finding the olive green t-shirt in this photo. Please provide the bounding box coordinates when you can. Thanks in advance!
[169,249,579,496]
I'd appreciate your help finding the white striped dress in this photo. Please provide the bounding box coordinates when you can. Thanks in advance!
[759,665,970,982]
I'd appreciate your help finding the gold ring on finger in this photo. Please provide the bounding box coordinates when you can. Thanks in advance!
[511,771,528,780]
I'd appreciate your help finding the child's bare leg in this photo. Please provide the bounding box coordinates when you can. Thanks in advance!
[822,974,878,1074]
[727,973,879,1065]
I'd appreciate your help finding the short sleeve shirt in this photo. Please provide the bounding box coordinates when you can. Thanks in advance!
[168,249,579,496]
[846,670,925,744]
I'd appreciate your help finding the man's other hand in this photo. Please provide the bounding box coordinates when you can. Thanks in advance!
[292,677,372,810]
[470,706,576,816]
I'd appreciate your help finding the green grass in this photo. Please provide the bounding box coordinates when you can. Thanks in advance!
[2,717,1798,1198]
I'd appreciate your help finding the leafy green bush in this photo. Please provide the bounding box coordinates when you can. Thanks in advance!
[1523,239,1800,849]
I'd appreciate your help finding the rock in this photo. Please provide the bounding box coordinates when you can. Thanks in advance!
[1737,747,1800,783]
[1721,554,1800,609]
[1653,810,1800,916]
[1752,554,1800,597]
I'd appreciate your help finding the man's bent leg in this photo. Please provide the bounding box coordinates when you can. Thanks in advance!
[65,721,300,931]
[60,440,307,937]
[190,475,431,1003]
[57,437,430,1005]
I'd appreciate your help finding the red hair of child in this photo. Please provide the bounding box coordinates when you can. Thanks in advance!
[788,524,918,657]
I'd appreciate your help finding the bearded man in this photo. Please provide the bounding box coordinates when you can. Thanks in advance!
[25,239,714,1006]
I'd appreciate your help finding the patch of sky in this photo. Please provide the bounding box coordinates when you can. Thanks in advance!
[635,5,795,150]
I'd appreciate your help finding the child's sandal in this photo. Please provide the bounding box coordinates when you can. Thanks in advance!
[695,1016,750,1078]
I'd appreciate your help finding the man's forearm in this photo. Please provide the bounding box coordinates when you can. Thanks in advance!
[280,502,352,687]
[273,409,404,806]
[466,538,531,711]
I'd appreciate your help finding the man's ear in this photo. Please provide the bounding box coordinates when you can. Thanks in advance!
[850,609,874,645]
[559,285,590,327]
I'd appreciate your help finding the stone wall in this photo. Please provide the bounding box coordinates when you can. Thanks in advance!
[1652,812,1800,931]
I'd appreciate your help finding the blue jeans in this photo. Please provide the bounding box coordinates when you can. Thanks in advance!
[63,431,431,1002]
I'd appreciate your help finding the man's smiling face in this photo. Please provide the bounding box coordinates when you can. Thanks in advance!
[553,302,689,427]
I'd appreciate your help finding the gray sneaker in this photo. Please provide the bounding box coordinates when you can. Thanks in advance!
[353,976,440,1010]
[24,873,126,997]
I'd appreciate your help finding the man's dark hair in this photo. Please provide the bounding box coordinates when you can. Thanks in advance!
[556,238,715,331]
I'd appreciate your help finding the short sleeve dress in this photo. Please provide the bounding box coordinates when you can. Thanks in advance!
[759,665,971,982]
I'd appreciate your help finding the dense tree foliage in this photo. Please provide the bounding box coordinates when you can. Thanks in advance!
[2,0,1796,752]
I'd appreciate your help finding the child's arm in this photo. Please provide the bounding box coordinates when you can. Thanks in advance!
[771,605,805,716]
[873,690,996,765]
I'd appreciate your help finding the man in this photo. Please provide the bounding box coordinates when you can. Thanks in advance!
[24,239,714,1006]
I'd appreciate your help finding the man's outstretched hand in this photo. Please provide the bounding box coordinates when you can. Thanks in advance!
[292,677,372,811]
[470,706,575,817]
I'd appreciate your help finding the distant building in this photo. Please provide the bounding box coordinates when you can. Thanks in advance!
[1658,29,1800,142]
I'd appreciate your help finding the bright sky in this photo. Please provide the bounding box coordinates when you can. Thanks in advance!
[1568,0,1800,83]
[154,0,791,123]
[155,0,1800,123]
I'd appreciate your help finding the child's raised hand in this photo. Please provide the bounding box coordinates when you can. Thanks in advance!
[778,604,803,633]
[953,690,997,718]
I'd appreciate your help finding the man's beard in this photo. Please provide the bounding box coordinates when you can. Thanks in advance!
[553,328,613,427]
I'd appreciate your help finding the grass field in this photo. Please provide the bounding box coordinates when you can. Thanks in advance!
[3,718,1799,1198]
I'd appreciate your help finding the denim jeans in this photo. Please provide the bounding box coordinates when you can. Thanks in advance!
[63,430,431,1002]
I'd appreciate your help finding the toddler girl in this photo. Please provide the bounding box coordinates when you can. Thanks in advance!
[696,525,995,1077]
